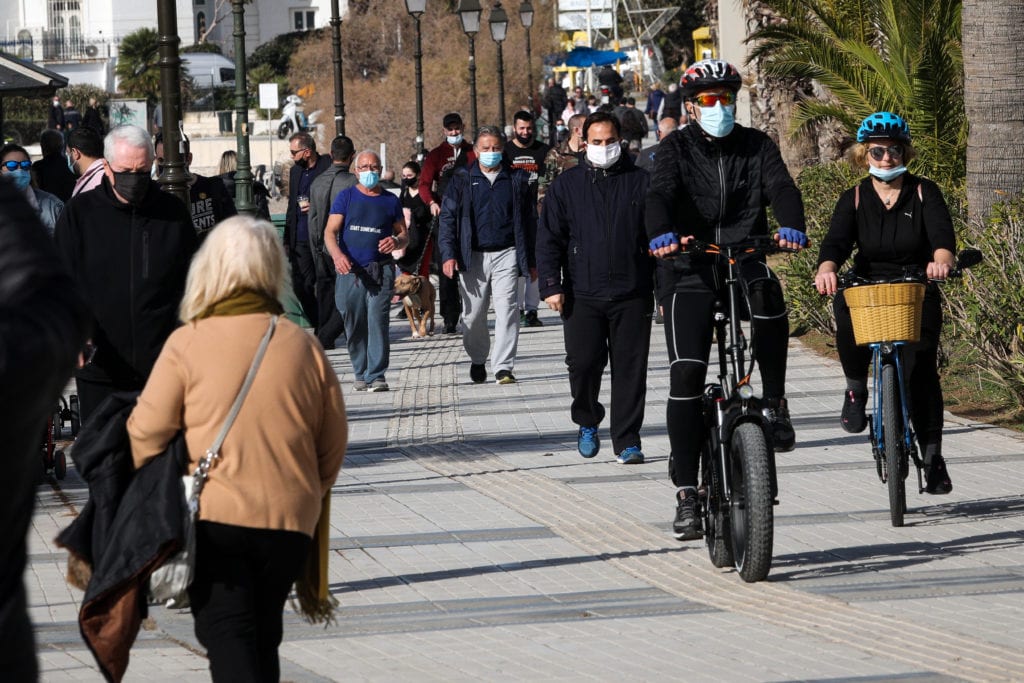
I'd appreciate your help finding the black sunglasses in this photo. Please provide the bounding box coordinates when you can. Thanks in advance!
[867,145,904,161]
[3,160,32,171]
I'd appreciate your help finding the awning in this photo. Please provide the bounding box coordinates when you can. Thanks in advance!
[0,51,70,132]
[558,46,629,68]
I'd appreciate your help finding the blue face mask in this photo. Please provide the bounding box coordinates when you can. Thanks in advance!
[8,168,31,190]
[868,165,907,182]
[359,171,380,189]
[697,102,736,138]
[478,151,503,169]
[446,134,463,146]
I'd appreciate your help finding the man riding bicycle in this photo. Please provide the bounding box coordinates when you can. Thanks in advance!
[645,59,808,541]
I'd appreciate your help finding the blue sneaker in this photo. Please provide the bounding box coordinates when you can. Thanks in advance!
[577,426,600,458]
[616,446,645,465]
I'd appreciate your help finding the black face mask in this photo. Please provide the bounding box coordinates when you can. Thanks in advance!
[401,177,417,188]
[113,171,152,206]
[515,133,533,146]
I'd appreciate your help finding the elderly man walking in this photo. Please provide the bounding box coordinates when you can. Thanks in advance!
[439,125,536,385]
[54,125,197,420]
[323,151,409,392]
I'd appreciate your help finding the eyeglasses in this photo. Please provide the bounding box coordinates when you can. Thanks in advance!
[691,92,736,107]
[867,145,904,161]
[356,164,382,172]
[289,148,308,157]
[3,160,32,171]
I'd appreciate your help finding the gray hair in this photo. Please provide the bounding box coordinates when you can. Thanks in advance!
[104,125,154,164]
[475,125,505,146]
[354,149,381,168]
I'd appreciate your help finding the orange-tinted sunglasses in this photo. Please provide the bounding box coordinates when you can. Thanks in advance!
[692,92,736,107]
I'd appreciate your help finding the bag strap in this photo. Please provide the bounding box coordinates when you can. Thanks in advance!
[855,180,923,210]
[189,315,278,506]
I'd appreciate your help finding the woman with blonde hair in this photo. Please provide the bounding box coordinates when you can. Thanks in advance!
[127,215,347,681]
[217,148,271,219]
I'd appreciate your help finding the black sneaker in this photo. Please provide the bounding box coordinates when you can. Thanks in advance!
[763,397,796,452]
[470,363,486,383]
[924,455,953,495]
[673,489,703,541]
[524,310,544,327]
[840,390,868,433]
[443,323,458,334]
[495,370,517,385]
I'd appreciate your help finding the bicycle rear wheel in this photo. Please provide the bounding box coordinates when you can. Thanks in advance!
[882,363,906,527]
[728,423,774,582]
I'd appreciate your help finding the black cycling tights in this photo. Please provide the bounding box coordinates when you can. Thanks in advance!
[662,263,789,488]
[834,287,944,456]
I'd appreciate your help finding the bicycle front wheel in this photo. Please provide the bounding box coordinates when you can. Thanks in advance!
[882,363,906,527]
[728,423,774,582]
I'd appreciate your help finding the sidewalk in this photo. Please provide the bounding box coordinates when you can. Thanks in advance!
[28,307,1024,681]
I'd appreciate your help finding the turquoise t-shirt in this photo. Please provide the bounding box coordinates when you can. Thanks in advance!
[330,186,403,267]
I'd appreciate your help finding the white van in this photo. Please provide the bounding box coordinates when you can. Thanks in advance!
[180,53,236,89]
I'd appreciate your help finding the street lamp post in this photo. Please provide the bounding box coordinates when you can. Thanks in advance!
[488,1,508,131]
[155,0,187,206]
[405,0,426,161]
[519,0,534,115]
[231,0,255,214]
[330,0,345,135]
[458,0,482,138]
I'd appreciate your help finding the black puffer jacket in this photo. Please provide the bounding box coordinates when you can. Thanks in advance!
[537,154,653,301]
[645,123,805,297]
[54,176,197,388]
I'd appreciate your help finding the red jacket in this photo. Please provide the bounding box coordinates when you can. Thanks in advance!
[418,140,476,206]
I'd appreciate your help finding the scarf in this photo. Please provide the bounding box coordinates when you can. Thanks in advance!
[197,289,284,320]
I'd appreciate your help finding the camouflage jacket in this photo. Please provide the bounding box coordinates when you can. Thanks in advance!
[537,141,584,209]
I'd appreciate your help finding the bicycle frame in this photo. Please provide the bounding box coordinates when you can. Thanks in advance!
[869,341,923,490]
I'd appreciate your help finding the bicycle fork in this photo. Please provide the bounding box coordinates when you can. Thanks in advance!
[870,345,924,490]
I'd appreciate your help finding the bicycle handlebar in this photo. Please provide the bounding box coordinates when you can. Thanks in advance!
[684,235,801,258]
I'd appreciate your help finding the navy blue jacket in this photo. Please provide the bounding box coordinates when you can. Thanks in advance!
[537,154,653,301]
[438,162,536,276]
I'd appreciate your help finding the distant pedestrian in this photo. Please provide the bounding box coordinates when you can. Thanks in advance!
[67,127,107,196]
[82,96,106,135]
[619,97,649,153]
[661,83,683,123]
[322,150,409,392]
[127,215,347,683]
[217,149,271,219]
[397,160,432,278]
[54,124,198,421]
[285,131,333,328]
[419,112,477,334]
[47,96,65,130]
[636,117,679,171]
[155,135,236,241]
[538,113,586,208]
[308,135,357,350]
[0,180,89,683]
[537,111,654,465]
[439,125,536,385]
[32,129,75,201]
[645,82,665,121]
[64,100,82,131]
[541,77,568,146]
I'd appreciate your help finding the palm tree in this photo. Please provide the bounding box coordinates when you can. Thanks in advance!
[746,0,964,184]
[962,1,1024,225]
[115,28,161,102]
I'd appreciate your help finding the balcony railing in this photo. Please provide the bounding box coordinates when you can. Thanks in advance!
[0,35,119,63]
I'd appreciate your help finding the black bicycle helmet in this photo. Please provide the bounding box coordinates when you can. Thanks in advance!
[679,59,742,98]
[856,112,911,143]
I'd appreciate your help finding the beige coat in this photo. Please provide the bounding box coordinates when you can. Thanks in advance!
[127,313,347,537]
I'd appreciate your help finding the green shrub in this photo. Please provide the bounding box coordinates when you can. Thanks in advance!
[944,195,1024,403]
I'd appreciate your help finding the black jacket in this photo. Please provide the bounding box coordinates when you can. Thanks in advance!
[54,176,197,388]
[284,154,333,251]
[0,180,89,681]
[538,154,653,301]
[645,123,805,296]
[56,393,186,683]
[32,154,76,202]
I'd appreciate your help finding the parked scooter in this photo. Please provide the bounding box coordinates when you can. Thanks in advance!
[275,95,321,139]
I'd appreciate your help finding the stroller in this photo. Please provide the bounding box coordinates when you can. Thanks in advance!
[42,394,80,480]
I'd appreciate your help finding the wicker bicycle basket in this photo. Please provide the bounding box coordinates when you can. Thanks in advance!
[843,282,925,345]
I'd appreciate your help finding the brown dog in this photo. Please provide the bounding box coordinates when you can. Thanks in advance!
[393,272,436,338]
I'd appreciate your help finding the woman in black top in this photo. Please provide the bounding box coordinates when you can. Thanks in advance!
[814,112,957,494]
[397,161,432,275]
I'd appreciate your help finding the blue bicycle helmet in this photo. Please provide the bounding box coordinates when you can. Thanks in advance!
[856,112,911,143]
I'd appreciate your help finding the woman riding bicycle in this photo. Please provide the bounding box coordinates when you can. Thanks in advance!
[813,111,956,495]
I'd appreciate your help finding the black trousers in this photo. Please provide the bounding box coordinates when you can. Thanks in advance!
[661,262,789,487]
[835,287,945,453]
[315,270,346,349]
[189,521,310,683]
[563,295,652,453]
[290,241,319,329]
[439,271,461,328]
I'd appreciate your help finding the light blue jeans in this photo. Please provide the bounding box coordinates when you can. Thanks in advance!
[335,263,394,384]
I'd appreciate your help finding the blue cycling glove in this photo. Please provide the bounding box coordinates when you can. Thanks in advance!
[649,232,679,251]
[777,227,807,247]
